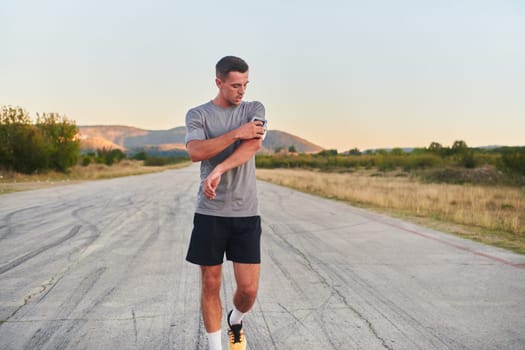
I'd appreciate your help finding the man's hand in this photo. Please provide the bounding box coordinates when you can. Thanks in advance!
[203,169,222,200]
[235,121,266,140]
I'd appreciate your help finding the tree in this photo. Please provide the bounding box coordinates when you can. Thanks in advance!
[288,145,297,153]
[0,106,36,172]
[451,140,468,155]
[347,148,361,155]
[391,148,405,156]
[36,112,80,172]
[428,142,442,153]
[448,140,477,168]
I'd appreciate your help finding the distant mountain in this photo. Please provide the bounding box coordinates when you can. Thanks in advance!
[261,130,323,154]
[78,125,324,155]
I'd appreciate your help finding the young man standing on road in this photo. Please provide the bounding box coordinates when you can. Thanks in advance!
[185,56,266,350]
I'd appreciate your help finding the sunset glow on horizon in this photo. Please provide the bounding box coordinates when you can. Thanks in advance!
[2,0,524,151]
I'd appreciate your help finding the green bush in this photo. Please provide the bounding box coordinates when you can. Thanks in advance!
[499,148,525,175]
[402,154,442,171]
[81,155,93,166]
[96,148,126,165]
[131,151,148,161]
[36,112,80,172]
[0,106,79,173]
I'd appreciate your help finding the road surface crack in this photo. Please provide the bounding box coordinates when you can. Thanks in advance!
[268,223,394,349]
[132,308,138,344]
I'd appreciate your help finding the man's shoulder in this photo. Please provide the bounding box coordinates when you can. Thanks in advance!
[243,101,265,116]
[244,100,264,108]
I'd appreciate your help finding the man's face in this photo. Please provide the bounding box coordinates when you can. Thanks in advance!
[216,71,249,106]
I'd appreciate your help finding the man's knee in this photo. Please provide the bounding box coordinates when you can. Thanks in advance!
[237,283,258,301]
[201,266,222,294]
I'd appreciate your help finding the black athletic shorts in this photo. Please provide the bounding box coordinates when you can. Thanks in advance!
[186,213,262,266]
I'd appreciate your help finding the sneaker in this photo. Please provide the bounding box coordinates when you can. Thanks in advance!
[227,310,247,350]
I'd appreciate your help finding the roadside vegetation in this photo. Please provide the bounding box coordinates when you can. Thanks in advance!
[1,106,79,173]
[0,105,190,193]
[257,142,525,186]
[256,143,525,254]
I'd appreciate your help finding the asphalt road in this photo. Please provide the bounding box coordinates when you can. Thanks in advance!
[1,164,524,350]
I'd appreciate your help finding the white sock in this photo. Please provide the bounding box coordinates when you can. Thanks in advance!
[206,330,222,350]
[229,306,246,325]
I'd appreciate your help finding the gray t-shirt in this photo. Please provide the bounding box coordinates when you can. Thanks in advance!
[185,100,266,217]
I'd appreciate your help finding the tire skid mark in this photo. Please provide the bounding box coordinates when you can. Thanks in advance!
[2,196,156,335]
[0,168,200,348]
[0,198,83,241]
[71,203,142,260]
[26,216,163,350]
[0,223,105,328]
[0,313,162,324]
[50,196,165,347]
[47,285,118,350]
[0,205,42,240]
[22,267,108,350]
[0,225,82,275]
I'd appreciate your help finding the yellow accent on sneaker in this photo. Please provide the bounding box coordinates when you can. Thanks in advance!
[228,324,246,350]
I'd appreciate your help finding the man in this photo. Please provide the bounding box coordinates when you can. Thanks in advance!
[185,56,266,350]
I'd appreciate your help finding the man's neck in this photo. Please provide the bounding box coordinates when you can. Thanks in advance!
[212,96,239,108]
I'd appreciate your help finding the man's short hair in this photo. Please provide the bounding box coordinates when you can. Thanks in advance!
[216,56,249,81]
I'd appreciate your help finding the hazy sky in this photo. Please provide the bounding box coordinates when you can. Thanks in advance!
[2,0,524,151]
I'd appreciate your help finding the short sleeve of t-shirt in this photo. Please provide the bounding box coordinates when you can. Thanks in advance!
[185,109,206,145]
[247,101,265,122]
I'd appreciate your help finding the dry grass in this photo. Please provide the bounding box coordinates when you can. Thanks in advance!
[257,168,525,254]
[0,160,191,194]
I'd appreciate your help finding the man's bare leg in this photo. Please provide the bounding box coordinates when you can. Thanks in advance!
[201,265,223,332]
[231,263,260,321]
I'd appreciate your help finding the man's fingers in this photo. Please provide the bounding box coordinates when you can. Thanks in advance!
[204,188,215,199]
[239,122,265,140]
[203,177,218,199]
[203,181,212,197]
[254,124,265,136]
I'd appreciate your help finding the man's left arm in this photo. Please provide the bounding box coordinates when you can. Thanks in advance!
[202,138,262,200]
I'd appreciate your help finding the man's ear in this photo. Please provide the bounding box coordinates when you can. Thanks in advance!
[215,78,222,88]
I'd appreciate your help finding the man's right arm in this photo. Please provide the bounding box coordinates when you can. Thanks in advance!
[186,121,265,162]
